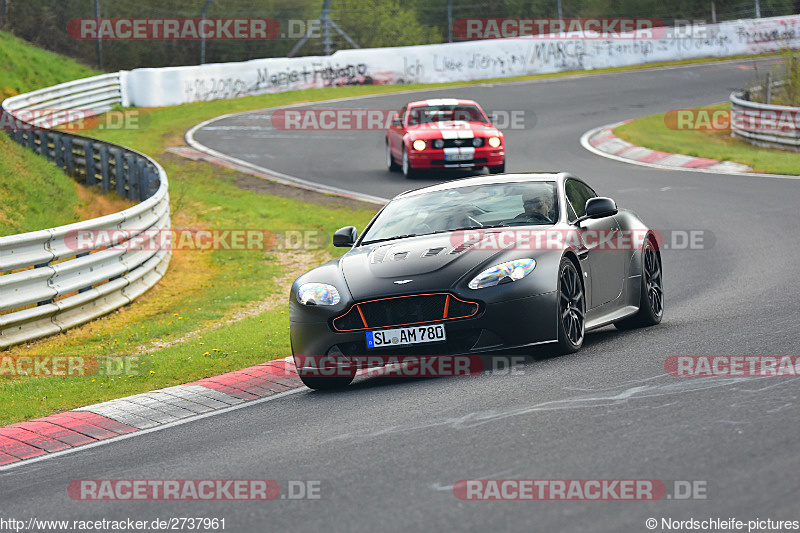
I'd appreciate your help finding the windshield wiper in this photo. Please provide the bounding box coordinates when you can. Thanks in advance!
[361,234,418,245]
[474,224,511,230]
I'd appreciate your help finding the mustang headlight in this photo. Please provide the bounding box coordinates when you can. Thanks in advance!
[468,259,536,289]
[488,136,501,148]
[412,139,427,151]
[297,283,341,306]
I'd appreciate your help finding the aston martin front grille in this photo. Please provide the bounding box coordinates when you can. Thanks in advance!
[332,293,479,332]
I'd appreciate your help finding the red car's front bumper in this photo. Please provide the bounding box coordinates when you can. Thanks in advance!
[408,147,505,169]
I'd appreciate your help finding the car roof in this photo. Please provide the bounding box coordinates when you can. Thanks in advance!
[394,172,575,199]
[406,98,480,108]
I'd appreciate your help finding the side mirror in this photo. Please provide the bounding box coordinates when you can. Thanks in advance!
[333,226,358,247]
[391,113,402,127]
[574,197,618,225]
[584,197,618,219]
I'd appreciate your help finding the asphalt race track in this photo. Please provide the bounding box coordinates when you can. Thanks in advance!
[3,59,799,532]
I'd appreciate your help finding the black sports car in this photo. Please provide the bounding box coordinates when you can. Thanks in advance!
[290,173,664,389]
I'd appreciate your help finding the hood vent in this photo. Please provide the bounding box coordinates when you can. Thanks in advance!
[423,247,445,257]
[393,251,409,261]
[371,246,391,264]
[450,239,480,254]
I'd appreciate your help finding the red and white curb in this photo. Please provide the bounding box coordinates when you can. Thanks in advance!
[581,121,753,174]
[0,358,304,467]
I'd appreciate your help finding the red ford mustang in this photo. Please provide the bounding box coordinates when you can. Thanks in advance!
[386,98,505,178]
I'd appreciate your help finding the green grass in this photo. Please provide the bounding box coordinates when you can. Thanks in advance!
[0,134,88,236]
[0,31,99,100]
[2,48,792,425]
[615,103,800,175]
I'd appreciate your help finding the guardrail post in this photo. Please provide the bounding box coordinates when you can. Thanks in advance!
[34,261,55,306]
[100,144,110,192]
[37,130,48,158]
[53,133,64,169]
[14,128,24,145]
[84,140,95,186]
[765,72,772,105]
[114,149,125,197]
[126,153,138,200]
[64,136,76,176]
[27,129,36,151]
[147,166,158,198]
[137,160,148,201]
[77,251,93,293]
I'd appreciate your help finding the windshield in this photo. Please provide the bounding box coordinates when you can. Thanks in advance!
[407,105,489,126]
[361,181,559,244]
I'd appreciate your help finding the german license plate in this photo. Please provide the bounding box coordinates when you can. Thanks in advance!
[445,153,472,161]
[366,324,446,349]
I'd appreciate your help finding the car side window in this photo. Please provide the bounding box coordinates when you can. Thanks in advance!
[565,179,597,220]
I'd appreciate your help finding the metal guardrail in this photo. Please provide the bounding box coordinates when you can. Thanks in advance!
[730,81,800,151]
[0,73,171,349]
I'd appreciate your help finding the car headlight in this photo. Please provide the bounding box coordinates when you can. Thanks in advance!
[468,259,536,289]
[297,283,341,305]
[433,139,444,149]
[488,136,501,148]
[472,137,484,147]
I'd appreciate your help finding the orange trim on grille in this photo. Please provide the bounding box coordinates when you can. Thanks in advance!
[331,292,479,332]
[356,305,368,328]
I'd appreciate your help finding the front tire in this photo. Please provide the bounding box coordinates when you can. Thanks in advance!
[299,374,355,390]
[615,237,664,330]
[402,147,418,179]
[386,141,400,172]
[556,257,585,354]
[488,161,505,174]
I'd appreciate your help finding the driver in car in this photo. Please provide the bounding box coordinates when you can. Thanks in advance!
[515,191,553,223]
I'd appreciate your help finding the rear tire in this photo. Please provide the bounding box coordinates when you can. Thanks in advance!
[615,237,664,330]
[556,257,585,354]
[402,147,418,179]
[386,141,400,172]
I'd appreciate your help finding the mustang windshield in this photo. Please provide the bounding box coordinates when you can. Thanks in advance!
[361,182,559,244]
[407,105,489,126]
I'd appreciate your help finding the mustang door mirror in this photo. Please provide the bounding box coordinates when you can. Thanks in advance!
[333,226,358,247]
[391,114,402,127]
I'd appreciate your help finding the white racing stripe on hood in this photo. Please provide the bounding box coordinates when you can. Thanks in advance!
[425,98,460,106]
[437,121,474,139]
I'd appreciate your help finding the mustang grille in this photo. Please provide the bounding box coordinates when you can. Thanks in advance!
[441,138,480,148]
[332,293,479,332]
